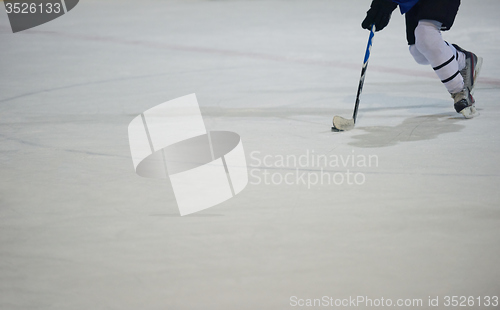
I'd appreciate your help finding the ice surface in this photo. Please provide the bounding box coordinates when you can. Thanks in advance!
[1,0,500,309]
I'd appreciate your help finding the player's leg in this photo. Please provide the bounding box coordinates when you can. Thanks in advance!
[405,0,479,117]
[414,20,476,117]
[414,20,463,94]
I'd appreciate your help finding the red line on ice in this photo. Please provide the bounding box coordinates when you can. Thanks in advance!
[4,26,500,87]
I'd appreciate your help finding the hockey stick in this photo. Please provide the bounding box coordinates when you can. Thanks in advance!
[332,24,375,131]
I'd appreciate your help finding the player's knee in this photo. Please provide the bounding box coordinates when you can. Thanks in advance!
[409,44,429,65]
[414,20,442,55]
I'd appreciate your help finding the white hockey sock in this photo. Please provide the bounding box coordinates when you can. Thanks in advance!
[413,20,464,94]
[410,42,466,70]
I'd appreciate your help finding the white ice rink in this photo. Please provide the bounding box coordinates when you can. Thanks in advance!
[1,0,499,309]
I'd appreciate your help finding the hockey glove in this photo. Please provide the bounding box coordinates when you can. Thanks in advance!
[361,0,398,32]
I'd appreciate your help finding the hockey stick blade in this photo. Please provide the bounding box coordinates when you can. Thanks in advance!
[332,116,355,131]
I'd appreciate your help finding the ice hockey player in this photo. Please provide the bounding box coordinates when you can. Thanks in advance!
[361,0,482,118]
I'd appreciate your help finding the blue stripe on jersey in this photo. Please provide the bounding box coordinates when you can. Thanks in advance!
[391,0,420,14]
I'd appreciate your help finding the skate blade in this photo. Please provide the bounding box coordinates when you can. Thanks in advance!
[332,116,355,131]
[460,106,479,119]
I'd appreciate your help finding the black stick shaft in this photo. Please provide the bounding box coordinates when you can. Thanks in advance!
[352,25,375,123]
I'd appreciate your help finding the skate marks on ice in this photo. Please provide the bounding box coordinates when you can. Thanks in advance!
[348,113,466,148]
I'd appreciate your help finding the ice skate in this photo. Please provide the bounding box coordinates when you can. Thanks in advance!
[452,44,483,96]
[452,87,478,119]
